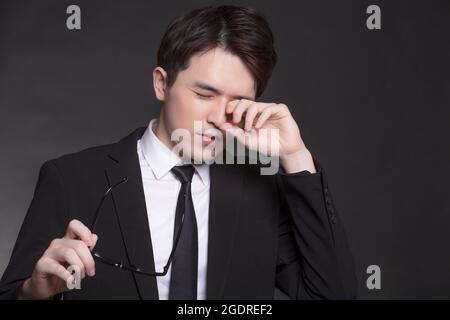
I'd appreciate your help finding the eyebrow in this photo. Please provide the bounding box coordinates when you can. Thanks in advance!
[192,81,254,101]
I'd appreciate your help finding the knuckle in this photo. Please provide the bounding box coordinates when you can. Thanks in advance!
[68,219,79,229]
[63,248,75,260]
[36,257,49,271]
[74,240,86,251]
[50,238,60,248]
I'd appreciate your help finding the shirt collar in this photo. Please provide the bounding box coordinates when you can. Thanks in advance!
[139,118,210,185]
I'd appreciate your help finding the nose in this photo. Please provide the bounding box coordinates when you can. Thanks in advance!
[206,98,228,129]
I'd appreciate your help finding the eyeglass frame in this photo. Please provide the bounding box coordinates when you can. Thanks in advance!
[89,177,185,276]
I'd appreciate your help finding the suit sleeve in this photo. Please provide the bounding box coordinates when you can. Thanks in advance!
[274,158,358,299]
[0,160,69,299]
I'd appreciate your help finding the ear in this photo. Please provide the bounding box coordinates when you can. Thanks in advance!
[153,67,168,101]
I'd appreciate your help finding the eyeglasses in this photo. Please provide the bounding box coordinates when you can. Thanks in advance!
[89,177,184,276]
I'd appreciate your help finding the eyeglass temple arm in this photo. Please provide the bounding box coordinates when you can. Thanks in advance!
[90,176,184,278]
[90,177,128,231]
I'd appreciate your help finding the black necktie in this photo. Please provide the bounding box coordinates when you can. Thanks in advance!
[169,165,198,300]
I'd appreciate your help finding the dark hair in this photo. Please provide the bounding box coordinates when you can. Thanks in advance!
[157,5,277,99]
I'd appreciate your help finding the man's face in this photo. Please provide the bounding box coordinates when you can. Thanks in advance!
[153,47,256,163]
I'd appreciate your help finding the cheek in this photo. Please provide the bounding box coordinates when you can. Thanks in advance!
[166,93,209,130]
[189,101,211,119]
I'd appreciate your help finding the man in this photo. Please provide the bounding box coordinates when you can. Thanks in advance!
[0,5,357,300]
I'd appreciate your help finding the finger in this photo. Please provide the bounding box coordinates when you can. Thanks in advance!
[232,100,252,125]
[91,234,98,251]
[255,104,277,129]
[220,122,247,145]
[65,219,94,247]
[226,99,243,114]
[63,239,96,276]
[49,247,86,279]
[244,103,259,132]
[35,257,73,283]
[245,104,273,132]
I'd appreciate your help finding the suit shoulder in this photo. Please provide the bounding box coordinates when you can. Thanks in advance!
[44,127,145,174]
[52,142,115,165]
[43,130,135,175]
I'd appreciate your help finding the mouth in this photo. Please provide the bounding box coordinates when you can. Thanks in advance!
[197,133,216,145]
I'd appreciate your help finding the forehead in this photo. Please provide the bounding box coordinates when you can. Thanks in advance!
[178,47,256,98]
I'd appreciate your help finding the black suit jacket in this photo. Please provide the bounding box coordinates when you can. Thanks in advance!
[0,127,357,299]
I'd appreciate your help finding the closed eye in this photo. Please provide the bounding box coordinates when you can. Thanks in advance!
[194,92,213,99]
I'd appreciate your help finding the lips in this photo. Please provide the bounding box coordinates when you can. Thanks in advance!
[195,131,214,138]
[197,133,215,144]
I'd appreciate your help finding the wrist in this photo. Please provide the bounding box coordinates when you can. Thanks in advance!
[280,147,317,174]
[19,277,52,300]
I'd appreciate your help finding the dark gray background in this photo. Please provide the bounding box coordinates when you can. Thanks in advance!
[1,0,449,299]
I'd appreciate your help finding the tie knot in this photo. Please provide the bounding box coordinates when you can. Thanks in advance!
[171,165,195,184]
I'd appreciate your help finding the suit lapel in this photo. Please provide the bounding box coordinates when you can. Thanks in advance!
[206,156,244,299]
[105,127,159,300]
[104,127,245,300]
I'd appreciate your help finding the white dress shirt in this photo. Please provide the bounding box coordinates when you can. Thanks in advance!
[137,118,210,300]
